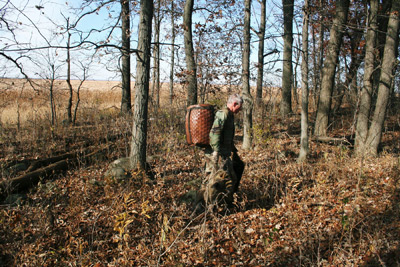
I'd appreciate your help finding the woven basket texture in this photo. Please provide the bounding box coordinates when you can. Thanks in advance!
[185,104,214,146]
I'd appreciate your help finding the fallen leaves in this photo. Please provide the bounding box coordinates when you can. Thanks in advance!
[1,112,400,266]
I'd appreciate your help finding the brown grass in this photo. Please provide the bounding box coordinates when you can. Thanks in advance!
[0,78,123,125]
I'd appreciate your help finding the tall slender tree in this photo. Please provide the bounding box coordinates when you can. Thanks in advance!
[255,0,266,105]
[314,0,350,137]
[354,0,378,155]
[120,0,132,114]
[334,0,366,113]
[280,0,294,117]
[169,0,177,105]
[356,0,400,157]
[130,0,154,169]
[242,0,253,150]
[183,0,197,106]
[298,0,310,163]
[151,0,162,108]
[311,0,325,109]
[66,17,74,124]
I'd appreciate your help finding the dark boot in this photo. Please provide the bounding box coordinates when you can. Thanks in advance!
[232,153,245,193]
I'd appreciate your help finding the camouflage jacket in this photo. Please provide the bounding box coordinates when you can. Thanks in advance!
[209,107,237,156]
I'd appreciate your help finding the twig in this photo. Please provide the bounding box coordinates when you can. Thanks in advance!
[156,212,204,266]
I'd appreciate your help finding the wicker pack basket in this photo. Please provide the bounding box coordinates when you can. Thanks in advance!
[185,104,215,146]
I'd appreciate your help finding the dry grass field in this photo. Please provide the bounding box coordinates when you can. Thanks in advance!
[0,78,123,126]
[0,78,399,266]
[0,78,281,127]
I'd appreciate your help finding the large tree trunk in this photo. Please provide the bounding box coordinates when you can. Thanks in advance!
[312,0,325,109]
[242,0,253,150]
[169,0,176,105]
[298,0,310,163]
[374,0,392,88]
[280,0,294,117]
[255,0,266,105]
[314,0,349,137]
[183,0,197,106]
[130,0,153,170]
[354,0,378,156]
[120,0,132,115]
[363,0,400,157]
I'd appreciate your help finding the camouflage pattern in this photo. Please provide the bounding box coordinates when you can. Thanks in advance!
[209,107,236,156]
[198,106,245,206]
[200,153,244,205]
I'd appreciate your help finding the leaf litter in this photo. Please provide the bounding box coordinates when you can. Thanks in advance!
[1,113,399,266]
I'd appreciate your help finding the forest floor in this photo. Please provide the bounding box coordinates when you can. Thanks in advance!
[0,103,400,266]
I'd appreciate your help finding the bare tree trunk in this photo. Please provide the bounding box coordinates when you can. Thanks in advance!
[312,0,325,109]
[311,12,320,109]
[66,51,73,123]
[292,34,300,107]
[355,0,378,155]
[72,67,87,125]
[50,64,56,127]
[242,0,253,150]
[152,1,161,108]
[255,0,266,105]
[169,0,176,105]
[280,0,294,117]
[334,12,365,114]
[73,85,81,125]
[364,0,399,156]
[130,0,153,170]
[298,0,309,163]
[120,0,132,115]
[314,0,349,137]
[183,0,197,106]
[66,19,73,124]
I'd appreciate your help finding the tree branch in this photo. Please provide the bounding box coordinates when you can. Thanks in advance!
[0,52,38,90]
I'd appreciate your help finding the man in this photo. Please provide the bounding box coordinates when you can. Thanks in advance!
[200,93,245,206]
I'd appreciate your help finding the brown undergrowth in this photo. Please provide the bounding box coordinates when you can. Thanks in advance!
[0,90,399,266]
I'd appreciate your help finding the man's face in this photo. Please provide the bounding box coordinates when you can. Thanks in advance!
[232,102,242,114]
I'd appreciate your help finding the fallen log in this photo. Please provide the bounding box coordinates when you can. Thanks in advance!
[312,136,352,146]
[1,159,70,197]
[0,144,114,198]
[25,152,76,173]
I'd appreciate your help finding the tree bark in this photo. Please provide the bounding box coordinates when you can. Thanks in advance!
[169,0,176,105]
[314,0,349,137]
[280,0,294,117]
[364,0,400,156]
[130,0,153,169]
[183,0,197,106]
[334,4,365,114]
[242,0,253,150]
[66,18,73,124]
[151,1,161,108]
[120,0,132,115]
[298,0,310,163]
[72,71,86,125]
[255,0,266,105]
[312,0,325,109]
[50,64,56,127]
[354,0,378,155]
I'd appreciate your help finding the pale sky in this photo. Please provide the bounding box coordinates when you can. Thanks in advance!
[2,0,284,86]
